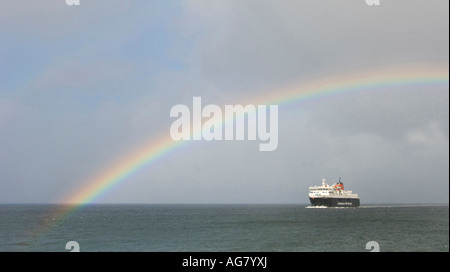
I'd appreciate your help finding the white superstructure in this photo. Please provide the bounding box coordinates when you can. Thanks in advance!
[308,179,359,199]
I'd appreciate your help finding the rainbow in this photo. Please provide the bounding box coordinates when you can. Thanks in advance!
[34,64,448,243]
[62,64,448,205]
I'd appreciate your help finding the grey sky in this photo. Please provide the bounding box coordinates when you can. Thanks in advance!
[0,0,448,204]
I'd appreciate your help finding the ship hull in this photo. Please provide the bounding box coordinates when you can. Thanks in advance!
[309,197,360,207]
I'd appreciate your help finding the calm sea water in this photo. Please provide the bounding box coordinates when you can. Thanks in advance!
[0,204,448,252]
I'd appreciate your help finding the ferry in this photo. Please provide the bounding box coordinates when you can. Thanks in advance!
[308,178,360,207]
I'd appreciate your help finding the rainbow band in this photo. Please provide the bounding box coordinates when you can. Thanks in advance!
[63,135,183,204]
[62,64,449,205]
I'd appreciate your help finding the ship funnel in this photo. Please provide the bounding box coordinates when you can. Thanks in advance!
[337,177,344,190]
[322,179,326,186]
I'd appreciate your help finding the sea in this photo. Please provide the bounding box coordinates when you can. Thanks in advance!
[0,204,448,252]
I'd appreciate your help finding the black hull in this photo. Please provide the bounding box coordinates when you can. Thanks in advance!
[309,197,360,207]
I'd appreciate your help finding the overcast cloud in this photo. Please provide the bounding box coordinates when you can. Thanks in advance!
[0,0,448,204]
